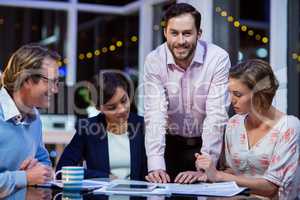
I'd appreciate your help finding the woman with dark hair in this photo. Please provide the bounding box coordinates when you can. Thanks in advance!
[195,59,300,199]
[56,72,147,180]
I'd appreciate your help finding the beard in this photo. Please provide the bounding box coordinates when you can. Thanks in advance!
[168,39,197,63]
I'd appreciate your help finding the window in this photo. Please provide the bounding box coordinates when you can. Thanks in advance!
[0,6,67,71]
[287,0,300,116]
[213,0,270,65]
[152,0,175,49]
[77,12,139,81]
[78,0,137,6]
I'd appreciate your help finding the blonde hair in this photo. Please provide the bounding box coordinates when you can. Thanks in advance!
[0,44,60,94]
[229,59,279,113]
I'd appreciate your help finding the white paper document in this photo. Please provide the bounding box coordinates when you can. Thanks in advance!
[38,179,109,190]
[93,180,246,197]
[164,181,246,197]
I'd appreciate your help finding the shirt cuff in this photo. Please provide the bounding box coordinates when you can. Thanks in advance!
[15,171,27,188]
[147,156,166,172]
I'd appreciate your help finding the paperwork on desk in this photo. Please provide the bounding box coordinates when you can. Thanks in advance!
[39,180,108,190]
[93,179,246,197]
[164,181,246,197]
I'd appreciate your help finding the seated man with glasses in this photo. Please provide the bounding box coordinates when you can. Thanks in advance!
[0,44,60,197]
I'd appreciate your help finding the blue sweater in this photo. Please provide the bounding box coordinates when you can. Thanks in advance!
[0,88,50,197]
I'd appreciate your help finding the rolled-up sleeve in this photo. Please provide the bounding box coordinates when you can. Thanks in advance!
[201,53,231,166]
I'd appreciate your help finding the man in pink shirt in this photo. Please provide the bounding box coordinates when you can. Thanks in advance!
[144,3,231,183]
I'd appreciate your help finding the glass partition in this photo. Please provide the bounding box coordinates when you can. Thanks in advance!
[213,0,270,66]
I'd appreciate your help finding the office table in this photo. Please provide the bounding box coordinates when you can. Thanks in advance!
[1,186,256,200]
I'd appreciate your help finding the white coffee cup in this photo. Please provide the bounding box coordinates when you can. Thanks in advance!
[55,166,84,191]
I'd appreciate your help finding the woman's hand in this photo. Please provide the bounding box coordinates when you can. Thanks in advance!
[195,153,219,182]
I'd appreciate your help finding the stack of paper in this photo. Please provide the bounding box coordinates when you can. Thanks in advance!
[40,179,246,197]
[93,180,246,197]
[164,181,246,197]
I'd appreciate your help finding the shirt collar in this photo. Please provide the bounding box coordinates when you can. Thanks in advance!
[0,87,36,124]
[166,40,206,70]
[0,87,22,121]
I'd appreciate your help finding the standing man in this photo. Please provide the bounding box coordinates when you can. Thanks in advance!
[144,3,230,183]
[0,44,60,197]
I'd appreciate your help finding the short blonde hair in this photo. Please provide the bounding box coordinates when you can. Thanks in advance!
[229,59,279,112]
[0,44,60,94]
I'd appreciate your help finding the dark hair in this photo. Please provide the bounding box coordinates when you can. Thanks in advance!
[0,43,60,93]
[229,59,279,112]
[94,72,128,106]
[163,3,201,32]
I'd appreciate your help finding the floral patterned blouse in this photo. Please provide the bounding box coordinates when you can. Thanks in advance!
[224,114,300,199]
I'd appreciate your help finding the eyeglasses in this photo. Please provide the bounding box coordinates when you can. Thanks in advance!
[39,75,59,87]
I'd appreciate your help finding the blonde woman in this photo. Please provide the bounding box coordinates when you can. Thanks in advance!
[196,59,300,199]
